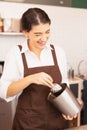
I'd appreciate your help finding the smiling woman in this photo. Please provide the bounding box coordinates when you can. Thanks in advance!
[0,7,72,130]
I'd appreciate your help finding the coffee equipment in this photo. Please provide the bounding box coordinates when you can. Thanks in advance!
[48,83,82,116]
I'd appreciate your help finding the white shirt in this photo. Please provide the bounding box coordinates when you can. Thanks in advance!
[0,41,68,102]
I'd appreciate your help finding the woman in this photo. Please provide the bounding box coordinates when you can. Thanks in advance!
[0,8,76,130]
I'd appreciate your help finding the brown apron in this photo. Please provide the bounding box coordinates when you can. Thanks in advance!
[12,45,67,130]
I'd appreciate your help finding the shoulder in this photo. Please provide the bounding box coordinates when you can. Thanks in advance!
[5,45,22,62]
[8,44,22,54]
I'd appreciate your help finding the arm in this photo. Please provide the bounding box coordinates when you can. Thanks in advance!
[1,46,54,100]
[7,72,54,98]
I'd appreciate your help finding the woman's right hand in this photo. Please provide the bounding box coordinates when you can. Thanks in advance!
[7,72,54,98]
[30,72,54,88]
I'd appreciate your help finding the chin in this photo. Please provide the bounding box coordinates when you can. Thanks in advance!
[40,44,46,49]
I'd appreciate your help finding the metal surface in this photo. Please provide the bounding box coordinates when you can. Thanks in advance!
[48,83,81,116]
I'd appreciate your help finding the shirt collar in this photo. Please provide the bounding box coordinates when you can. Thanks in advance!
[19,40,52,53]
[19,40,29,53]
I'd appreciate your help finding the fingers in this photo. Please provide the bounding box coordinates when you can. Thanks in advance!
[62,114,77,120]
[44,73,54,87]
[73,114,77,118]
[32,72,54,87]
[77,98,83,108]
[40,72,54,87]
[62,114,73,120]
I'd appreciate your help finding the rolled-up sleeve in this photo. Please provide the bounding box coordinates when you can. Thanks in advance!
[0,46,23,102]
[0,80,17,102]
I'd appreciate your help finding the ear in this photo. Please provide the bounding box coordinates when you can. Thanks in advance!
[22,31,29,38]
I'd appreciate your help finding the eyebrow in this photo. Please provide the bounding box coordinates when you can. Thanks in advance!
[34,29,50,35]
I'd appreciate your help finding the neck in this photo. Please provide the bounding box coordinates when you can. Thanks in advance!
[28,43,42,59]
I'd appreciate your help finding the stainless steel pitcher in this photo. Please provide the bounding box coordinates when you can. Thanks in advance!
[47,83,81,116]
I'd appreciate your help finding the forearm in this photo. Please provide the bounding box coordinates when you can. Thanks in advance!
[7,75,33,98]
[7,72,53,98]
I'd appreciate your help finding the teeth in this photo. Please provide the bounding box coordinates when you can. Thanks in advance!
[51,83,62,93]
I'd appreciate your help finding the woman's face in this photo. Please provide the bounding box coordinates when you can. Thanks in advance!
[25,23,50,51]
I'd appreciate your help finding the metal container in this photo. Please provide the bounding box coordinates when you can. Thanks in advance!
[47,83,81,116]
[3,18,12,32]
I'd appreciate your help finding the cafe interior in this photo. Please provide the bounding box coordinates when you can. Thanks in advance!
[0,0,87,130]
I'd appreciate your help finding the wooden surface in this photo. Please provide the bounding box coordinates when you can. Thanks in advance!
[64,125,87,130]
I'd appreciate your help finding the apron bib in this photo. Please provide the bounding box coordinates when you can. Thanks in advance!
[12,45,67,130]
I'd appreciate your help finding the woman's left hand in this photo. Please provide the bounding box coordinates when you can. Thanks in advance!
[62,114,77,120]
[62,98,83,120]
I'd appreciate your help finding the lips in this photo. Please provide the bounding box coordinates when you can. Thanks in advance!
[37,41,46,46]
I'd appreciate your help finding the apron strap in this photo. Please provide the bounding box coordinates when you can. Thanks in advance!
[50,44,58,66]
[18,45,28,74]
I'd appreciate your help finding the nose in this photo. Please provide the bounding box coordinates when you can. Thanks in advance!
[40,34,47,41]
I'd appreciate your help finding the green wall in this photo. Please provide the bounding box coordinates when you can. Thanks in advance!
[72,0,87,9]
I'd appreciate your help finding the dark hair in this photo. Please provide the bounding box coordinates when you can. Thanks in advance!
[21,8,51,32]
